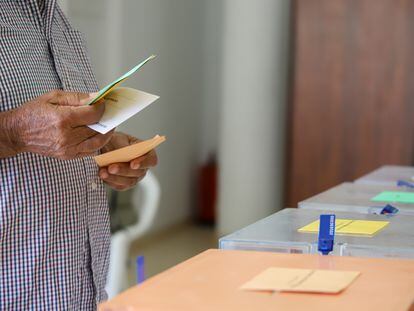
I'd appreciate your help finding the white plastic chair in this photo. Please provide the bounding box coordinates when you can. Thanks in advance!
[105,171,161,298]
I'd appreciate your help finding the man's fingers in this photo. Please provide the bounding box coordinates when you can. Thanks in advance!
[99,171,145,190]
[48,90,96,106]
[69,100,106,126]
[46,89,105,126]
[111,133,131,150]
[104,175,147,191]
[127,134,140,145]
[105,162,147,177]
[104,181,129,192]
[130,150,158,169]
[76,131,113,154]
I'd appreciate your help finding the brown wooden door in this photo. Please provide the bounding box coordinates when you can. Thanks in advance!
[286,0,414,207]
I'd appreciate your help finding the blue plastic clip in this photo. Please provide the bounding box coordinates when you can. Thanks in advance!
[397,180,414,188]
[136,256,145,284]
[318,214,335,256]
[380,204,399,215]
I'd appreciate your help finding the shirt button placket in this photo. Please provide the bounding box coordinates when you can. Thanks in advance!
[91,181,98,190]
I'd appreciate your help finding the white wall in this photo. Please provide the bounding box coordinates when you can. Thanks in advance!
[218,0,290,235]
[66,0,291,234]
[118,0,205,230]
[57,0,68,13]
[67,2,109,84]
[67,0,205,231]
[198,0,291,235]
[198,0,223,163]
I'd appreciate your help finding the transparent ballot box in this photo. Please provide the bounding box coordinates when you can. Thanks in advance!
[219,208,414,259]
[355,165,414,187]
[298,182,414,215]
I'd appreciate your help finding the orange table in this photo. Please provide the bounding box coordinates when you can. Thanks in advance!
[100,249,414,311]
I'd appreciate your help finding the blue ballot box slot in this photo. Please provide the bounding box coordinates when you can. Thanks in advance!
[318,214,335,255]
[368,204,399,215]
[380,204,399,215]
[397,180,414,189]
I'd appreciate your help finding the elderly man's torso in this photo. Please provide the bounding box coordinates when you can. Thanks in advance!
[0,1,110,309]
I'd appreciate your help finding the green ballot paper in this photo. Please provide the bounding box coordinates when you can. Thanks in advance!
[371,191,414,204]
[89,54,156,105]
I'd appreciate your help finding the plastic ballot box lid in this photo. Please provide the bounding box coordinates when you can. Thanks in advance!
[355,165,414,187]
[219,208,414,259]
[298,182,414,215]
[99,249,414,311]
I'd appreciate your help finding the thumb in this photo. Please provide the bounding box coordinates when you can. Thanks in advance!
[48,90,97,107]
[127,134,141,145]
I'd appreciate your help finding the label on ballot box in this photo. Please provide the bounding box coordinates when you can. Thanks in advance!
[299,219,389,236]
[317,214,335,255]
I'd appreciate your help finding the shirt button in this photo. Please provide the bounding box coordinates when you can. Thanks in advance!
[91,182,97,190]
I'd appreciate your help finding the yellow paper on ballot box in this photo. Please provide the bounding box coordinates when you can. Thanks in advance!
[298,219,389,236]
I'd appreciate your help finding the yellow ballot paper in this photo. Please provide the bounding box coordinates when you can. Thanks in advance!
[298,219,389,236]
[94,135,166,167]
[88,87,159,134]
[89,55,156,105]
[88,55,159,134]
[241,267,360,294]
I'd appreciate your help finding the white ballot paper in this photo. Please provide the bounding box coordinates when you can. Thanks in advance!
[88,87,159,134]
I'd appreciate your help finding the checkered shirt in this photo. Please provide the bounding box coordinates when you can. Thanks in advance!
[0,1,110,310]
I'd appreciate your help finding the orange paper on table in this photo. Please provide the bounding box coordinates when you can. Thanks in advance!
[241,267,360,294]
[94,135,166,167]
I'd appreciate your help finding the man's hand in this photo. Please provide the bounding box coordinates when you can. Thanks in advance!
[1,90,113,160]
[99,132,158,191]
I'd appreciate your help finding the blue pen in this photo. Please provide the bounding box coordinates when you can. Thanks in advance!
[136,255,145,284]
[318,214,335,255]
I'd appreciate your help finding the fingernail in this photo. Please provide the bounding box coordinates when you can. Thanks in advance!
[109,165,118,174]
[131,162,140,170]
[101,171,108,179]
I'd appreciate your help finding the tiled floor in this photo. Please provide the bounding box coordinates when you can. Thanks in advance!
[126,223,217,287]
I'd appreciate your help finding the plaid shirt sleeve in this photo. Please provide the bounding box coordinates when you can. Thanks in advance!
[0,1,110,309]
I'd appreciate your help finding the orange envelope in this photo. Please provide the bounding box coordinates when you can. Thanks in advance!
[241,267,360,294]
[94,135,166,167]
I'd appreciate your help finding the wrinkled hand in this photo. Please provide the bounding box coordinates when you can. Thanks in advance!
[99,132,158,191]
[8,90,113,160]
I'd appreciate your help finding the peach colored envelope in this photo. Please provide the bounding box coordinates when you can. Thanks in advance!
[241,267,360,294]
[94,135,166,167]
